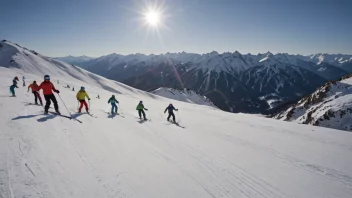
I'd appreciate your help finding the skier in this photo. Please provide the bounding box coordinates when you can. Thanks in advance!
[164,103,178,122]
[9,76,19,96]
[136,101,148,120]
[22,76,25,87]
[72,87,74,91]
[38,75,60,114]
[107,95,119,114]
[76,86,90,113]
[28,81,43,105]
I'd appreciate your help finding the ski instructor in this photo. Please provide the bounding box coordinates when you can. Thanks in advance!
[39,75,60,114]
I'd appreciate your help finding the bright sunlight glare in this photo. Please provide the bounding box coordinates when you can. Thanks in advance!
[145,10,161,27]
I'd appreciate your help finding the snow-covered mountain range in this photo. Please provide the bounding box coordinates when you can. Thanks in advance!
[61,50,352,113]
[274,73,352,131]
[151,87,217,108]
[1,40,352,198]
[55,55,94,66]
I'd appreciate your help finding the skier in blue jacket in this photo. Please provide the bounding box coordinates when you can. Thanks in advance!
[108,95,119,114]
[9,76,19,96]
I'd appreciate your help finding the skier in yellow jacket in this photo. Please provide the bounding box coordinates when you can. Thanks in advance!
[76,86,90,113]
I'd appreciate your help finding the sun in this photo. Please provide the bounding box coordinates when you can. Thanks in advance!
[145,10,161,27]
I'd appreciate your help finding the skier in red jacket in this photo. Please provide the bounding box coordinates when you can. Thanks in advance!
[38,75,60,114]
[28,81,43,105]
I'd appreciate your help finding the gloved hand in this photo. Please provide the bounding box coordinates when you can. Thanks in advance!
[145,108,148,111]
[55,90,60,93]
[176,109,179,111]
[88,98,91,100]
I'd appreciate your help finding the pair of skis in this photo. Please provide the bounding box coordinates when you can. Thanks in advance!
[48,111,95,123]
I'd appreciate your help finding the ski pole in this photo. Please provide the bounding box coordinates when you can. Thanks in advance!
[176,111,182,123]
[88,99,91,112]
[57,94,73,117]
[77,101,79,110]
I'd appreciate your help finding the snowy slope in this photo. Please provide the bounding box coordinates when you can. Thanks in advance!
[275,74,352,131]
[1,41,352,198]
[151,87,217,108]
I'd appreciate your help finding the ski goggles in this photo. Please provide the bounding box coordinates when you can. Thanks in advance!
[44,76,50,80]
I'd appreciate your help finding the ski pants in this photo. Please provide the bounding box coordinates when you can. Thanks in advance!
[167,112,176,122]
[44,94,59,112]
[32,91,43,105]
[78,100,89,112]
[111,103,118,114]
[9,86,15,96]
[138,109,146,119]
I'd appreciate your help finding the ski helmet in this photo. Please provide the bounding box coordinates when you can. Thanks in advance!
[33,81,36,84]
[15,76,19,80]
[81,86,85,90]
[44,75,50,80]
[140,101,143,103]
[112,95,115,98]
[169,103,173,106]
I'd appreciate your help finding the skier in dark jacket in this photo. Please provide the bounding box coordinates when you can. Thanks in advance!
[136,101,148,120]
[9,76,19,96]
[164,103,178,122]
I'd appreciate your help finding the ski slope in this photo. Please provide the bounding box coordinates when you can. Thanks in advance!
[1,68,352,198]
[1,41,352,198]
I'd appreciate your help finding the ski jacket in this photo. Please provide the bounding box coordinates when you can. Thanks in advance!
[12,79,18,87]
[39,81,57,95]
[76,90,90,100]
[136,103,146,110]
[28,83,40,92]
[164,106,177,113]
[108,97,119,104]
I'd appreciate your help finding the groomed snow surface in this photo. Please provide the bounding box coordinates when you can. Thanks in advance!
[1,68,352,198]
[0,41,352,198]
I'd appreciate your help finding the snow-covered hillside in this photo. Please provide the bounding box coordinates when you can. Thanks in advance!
[1,40,352,198]
[151,87,217,108]
[275,74,352,131]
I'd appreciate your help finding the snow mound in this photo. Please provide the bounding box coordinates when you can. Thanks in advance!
[151,87,217,108]
[1,40,352,198]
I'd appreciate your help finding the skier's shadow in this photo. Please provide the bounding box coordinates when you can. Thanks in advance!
[12,115,39,120]
[37,115,56,122]
[71,113,83,119]
[108,113,117,119]
[137,120,147,124]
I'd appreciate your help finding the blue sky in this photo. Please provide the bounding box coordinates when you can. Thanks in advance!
[1,0,351,57]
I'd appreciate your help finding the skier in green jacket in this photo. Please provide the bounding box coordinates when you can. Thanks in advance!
[136,101,148,120]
